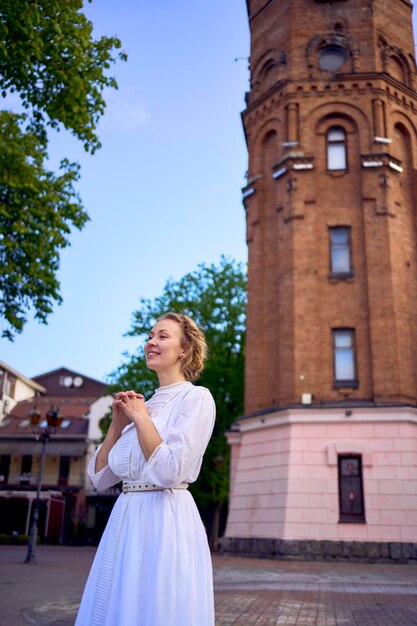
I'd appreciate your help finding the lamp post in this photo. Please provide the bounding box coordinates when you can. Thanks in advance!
[24,405,61,564]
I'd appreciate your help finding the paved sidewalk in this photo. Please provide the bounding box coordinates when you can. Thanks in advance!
[213,556,417,625]
[0,545,416,625]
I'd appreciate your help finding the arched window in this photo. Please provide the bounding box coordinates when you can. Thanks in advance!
[389,56,406,84]
[327,126,347,170]
[261,130,279,176]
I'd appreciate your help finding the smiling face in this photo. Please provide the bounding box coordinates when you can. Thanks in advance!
[144,318,186,384]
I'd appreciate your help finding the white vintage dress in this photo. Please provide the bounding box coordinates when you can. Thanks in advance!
[75,381,216,626]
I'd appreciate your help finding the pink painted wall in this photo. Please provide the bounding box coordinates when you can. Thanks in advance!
[225,408,417,543]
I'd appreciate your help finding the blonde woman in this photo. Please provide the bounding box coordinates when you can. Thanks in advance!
[75,313,216,626]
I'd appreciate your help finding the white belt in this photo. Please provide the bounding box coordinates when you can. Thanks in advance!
[122,481,189,494]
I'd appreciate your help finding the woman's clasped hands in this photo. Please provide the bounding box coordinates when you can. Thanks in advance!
[112,390,147,430]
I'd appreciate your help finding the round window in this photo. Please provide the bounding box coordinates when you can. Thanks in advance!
[318,45,346,71]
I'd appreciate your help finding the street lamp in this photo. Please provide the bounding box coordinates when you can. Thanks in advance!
[24,404,61,564]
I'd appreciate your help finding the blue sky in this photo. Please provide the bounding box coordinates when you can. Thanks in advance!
[0,0,250,382]
[2,2,417,384]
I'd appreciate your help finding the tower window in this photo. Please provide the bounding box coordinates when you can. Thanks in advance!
[338,455,365,523]
[327,126,347,171]
[329,227,352,276]
[333,329,357,387]
[318,45,346,72]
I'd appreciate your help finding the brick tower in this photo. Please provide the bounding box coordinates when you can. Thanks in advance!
[223,0,417,561]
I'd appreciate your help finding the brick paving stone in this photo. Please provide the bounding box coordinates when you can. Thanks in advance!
[213,554,417,626]
[0,547,416,625]
[214,590,417,625]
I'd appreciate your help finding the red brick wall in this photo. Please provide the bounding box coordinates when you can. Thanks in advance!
[244,0,417,413]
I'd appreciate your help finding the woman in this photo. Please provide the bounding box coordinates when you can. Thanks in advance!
[75,312,216,626]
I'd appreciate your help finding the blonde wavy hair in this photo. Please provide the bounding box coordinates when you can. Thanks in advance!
[157,312,207,382]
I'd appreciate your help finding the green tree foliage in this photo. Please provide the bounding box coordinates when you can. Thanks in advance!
[0,113,88,338]
[108,257,247,545]
[0,0,126,150]
[0,0,126,338]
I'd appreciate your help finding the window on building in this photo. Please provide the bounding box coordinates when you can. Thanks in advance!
[318,45,346,72]
[327,126,347,170]
[333,329,357,387]
[338,455,365,522]
[330,227,352,276]
[20,455,32,485]
[3,374,16,398]
[59,456,71,487]
[0,455,11,484]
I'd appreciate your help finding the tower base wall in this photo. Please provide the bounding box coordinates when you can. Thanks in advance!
[221,537,417,564]
[224,406,417,561]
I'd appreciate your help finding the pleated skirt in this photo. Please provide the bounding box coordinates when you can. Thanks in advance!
[75,490,214,626]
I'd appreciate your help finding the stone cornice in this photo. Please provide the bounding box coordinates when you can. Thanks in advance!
[243,80,288,116]
[229,405,417,435]
[244,73,417,117]
[243,74,417,134]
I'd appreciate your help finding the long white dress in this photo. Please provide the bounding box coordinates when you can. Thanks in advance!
[75,381,216,626]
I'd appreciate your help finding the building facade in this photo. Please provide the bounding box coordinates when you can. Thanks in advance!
[0,361,46,419]
[223,0,417,562]
[0,366,114,543]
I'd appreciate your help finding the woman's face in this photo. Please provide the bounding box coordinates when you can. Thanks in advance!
[144,319,184,375]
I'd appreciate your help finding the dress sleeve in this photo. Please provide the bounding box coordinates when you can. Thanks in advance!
[142,386,215,488]
[87,445,121,490]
